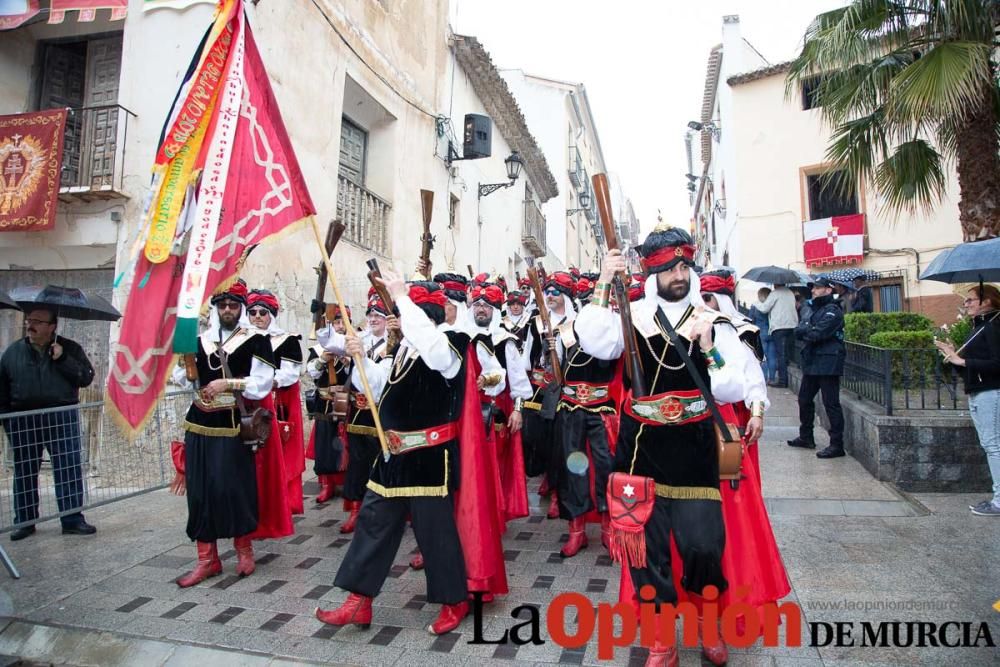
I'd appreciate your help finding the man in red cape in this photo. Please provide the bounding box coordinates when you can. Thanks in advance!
[169,280,289,585]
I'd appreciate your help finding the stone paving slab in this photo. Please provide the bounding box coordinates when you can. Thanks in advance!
[0,388,998,665]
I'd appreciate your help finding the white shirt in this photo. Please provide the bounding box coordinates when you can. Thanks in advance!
[574,297,746,405]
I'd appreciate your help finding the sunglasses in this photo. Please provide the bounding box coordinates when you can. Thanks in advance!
[247,308,271,316]
[544,288,562,297]
[216,302,242,311]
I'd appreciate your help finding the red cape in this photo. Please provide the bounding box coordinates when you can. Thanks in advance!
[493,389,529,524]
[453,347,508,596]
[618,402,789,612]
[274,382,305,515]
[246,393,294,540]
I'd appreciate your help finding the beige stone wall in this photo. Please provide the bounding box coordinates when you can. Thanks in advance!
[728,73,963,318]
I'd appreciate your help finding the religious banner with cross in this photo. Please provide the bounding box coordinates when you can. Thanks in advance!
[802,213,865,268]
[0,108,67,232]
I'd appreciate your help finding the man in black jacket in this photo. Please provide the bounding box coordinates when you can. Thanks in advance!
[0,308,97,540]
[788,278,847,459]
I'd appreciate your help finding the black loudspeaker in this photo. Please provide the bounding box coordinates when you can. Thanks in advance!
[463,113,492,159]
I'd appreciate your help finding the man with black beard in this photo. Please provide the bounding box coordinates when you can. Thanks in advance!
[576,226,748,667]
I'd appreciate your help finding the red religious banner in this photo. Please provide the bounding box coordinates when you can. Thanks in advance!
[0,109,67,232]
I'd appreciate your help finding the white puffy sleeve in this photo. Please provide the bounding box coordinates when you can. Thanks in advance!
[398,296,461,379]
[171,362,193,388]
[505,339,533,400]
[350,354,391,402]
[317,326,347,356]
[708,324,748,405]
[575,304,624,361]
[242,357,275,401]
[274,359,302,388]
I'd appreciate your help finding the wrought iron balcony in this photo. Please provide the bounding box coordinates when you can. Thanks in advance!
[568,146,585,189]
[336,175,391,256]
[57,104,136,202]
[522,198,546,258]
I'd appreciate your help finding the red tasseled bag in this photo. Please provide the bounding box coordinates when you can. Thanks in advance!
[606,472,656,568]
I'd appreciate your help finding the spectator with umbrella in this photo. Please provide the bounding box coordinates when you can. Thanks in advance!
[743,266,800,388]
[922,238,1000,517]
[0,286,119,540]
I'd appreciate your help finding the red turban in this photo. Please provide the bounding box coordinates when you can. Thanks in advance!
[545,271,576,297]
[700,273,736,297]
[409,285,448,307]
[211,279,248,304]
[471,285,504,308]
[247,290,280,314]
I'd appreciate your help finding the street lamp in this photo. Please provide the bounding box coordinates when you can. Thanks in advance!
[688,120,721,141]
[566,188,592,215]
[478,151,524,198]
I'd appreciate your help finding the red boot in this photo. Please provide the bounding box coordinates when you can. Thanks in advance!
[409,552,424,570]
[428,601,469,635]
[691,594,729,666]
[560,516,588,558]
[315,592,373,628]
[340,500,360,534]
[538,478,551,496]
[234,536,255,577]
[546,491,560,519]
[176,541,222,588]
[315,475,335,504]
[645,643,679,667]
[600,512,611,549]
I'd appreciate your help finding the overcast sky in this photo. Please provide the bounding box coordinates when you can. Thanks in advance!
[452,0,846,238]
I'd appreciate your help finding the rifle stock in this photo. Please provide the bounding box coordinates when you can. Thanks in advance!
[526,267,564,386]
[592,173,647,398]
[419,190,434,275]
[313,220,346,332]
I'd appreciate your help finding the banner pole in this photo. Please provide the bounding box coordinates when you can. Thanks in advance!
[309,215,390,460]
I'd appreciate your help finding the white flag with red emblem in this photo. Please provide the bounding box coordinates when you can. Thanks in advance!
[803,214,864,267]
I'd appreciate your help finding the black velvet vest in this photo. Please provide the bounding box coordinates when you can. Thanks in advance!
[271,333,303,364]
[366,330,467,496]
[184,328,274,435]
[616,306,720,497]
[558,322,616,413]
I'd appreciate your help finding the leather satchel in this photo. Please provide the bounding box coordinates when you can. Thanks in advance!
[219,346,272,449]
[606,472,656,568]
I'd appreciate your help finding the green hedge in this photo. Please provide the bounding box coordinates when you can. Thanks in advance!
[844,312,934,344]
[946,317,973,349]
[866,331,938,387]
[867,331,935,349]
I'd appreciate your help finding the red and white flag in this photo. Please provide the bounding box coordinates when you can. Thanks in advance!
[803,214,864,268]
[107,0,315,435]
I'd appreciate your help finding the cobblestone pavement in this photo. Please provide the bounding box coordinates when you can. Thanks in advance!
[0,388,998,666]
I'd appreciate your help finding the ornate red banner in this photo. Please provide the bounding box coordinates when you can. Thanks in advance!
[0,108,67,232]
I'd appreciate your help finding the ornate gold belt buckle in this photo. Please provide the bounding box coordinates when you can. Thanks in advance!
[658,396,685,424]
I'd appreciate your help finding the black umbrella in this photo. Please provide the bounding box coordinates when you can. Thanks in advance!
[919,238,1000,284]
[11,285,121,321]
[0,290,19,311]
[741,265,801,285]
[826,267,880,283]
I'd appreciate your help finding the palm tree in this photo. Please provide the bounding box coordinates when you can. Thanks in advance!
[787,0,1000,240]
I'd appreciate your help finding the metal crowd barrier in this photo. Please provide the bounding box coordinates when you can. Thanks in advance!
[0,390,195,577]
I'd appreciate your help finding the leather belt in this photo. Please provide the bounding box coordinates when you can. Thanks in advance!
[560,381,610,407]
[386,422,458,455]
[624,389,710,427]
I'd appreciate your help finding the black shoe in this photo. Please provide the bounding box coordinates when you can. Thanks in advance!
[787,438,816,449]
[62,520,97,535]
[816,446,846,459]
[10,526,35,541]
[768,381,788,388]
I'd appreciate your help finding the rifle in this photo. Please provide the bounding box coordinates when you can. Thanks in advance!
[526,266,564,386]
[419,189,435,278]
[312,220,346,337]
[365,258,401,355]
[515,271,522,285]
[467,264,475,278]
[592,173,647,398]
